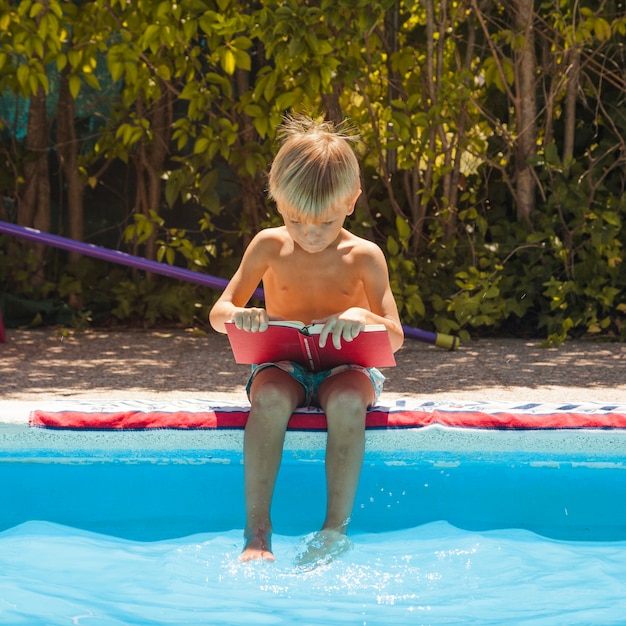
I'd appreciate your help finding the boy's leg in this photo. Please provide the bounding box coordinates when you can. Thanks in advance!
[316,370,374,533]
[241,366,305,562]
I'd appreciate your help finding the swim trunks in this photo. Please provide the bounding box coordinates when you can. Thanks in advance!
[246,361,385,407]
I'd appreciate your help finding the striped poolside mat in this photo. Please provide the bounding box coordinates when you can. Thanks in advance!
[29,399,626,431]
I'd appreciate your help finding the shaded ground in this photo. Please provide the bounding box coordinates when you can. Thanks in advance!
[2,328,625,405]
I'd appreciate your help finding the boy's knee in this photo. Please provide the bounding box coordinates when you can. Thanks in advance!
[250,371,303,415]
[252,383,292,412]
[323,386,370,422]
[320,371,374,417]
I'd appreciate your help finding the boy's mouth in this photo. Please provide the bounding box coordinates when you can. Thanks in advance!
[300,241,326,253]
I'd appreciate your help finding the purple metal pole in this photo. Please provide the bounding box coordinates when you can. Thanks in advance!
[0,220,459,349]
[402,325,459,350]
[0,220,262,299]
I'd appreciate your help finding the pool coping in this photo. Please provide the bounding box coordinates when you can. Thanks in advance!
[2,393,626,458]
[2,420,626,459]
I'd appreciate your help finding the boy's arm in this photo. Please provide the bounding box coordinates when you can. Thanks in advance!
[209,233,272,334]
[317,243,404,352]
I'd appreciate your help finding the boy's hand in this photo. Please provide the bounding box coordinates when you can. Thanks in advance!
[231,308,269,332]
[316,310,367,350]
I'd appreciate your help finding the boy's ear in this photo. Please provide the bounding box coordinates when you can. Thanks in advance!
[345,188,362,216]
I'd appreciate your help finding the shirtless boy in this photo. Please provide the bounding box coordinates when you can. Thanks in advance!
[210,115,404,562]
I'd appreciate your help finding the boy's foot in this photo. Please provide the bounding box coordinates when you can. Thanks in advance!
[295,529,352,569]
[239,528,275,562]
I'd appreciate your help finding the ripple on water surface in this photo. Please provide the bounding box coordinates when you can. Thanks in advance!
[1,521,626,625]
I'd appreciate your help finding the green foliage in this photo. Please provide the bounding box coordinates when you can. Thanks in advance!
[1,0,625,343]
[109,279,209,327]
[0,238,215,330]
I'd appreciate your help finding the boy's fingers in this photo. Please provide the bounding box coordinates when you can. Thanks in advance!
[318,326,329,348]
[341,322,362,344]
[318,320,336,348]
[233,313,245,330]
[251,310,269,332]
[333,326,343,350]
[256,314,269,332]
[333,322,356,349]
[232,308,268,332]
[319,320,363,349]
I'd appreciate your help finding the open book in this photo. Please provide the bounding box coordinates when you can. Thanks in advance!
[225,321,396,371]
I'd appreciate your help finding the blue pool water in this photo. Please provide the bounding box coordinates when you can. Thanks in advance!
[2,521,626,625]
[1,429,626,624]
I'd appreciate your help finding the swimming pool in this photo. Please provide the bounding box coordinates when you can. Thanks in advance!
[1,424,626,624]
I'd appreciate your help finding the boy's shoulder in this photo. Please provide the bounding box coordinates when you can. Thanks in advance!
[253,226,289,242]
[248,226,290,250]
[254,226,287,240]
[341,229,385,255]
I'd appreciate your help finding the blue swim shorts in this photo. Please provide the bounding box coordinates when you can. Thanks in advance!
[245,361,385,407]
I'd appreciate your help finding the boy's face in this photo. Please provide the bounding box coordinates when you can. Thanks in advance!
[278,190,360,254]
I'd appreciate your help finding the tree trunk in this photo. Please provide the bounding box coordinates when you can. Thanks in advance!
[57,68,84,264]
[512,0,537,223]
[18,88,51,283]
[447,11,476,236]
[236,68,264,245]
[384,0,399,176]
[561,48,580,174]
[132,90,173,263]
[420,0,437,248]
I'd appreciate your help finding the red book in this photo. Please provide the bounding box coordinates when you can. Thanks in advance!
[225,321,396,371]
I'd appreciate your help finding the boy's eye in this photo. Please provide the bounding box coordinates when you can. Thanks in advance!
[288,218,334,227]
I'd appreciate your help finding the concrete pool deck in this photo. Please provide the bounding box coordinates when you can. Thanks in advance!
[1,327,625,418]
[1,328,626,456]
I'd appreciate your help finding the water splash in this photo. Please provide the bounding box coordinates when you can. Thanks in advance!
[1,521,625,625]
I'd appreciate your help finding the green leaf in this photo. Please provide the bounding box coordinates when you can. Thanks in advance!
[263,72,277,102]
[179,82,198,100]
[387,236,399,256]
[69,75,81,99]
[395,216,411,240]
[29,2,44,18]
[109,59,124,82]
[38,72,49,93]
[194,137,211,154]
[16,65,29,89]
[253,115,268,137]
[143,24,161,46]
[156,65,171,80]
[84,73,100,90]
[601,211,621,227]
[31,36,44,59]
[232,47,251,71]
[544,142,561,168]
[221,48,235,75]
[56,53,67,72]
[593,17,612,41]
[244,103,263,118]
[275,91,297,110]
[232,36,253,50]
[68,49,81,70]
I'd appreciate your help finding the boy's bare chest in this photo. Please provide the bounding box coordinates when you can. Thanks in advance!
[271,249,357,286]
[263,249,366,310]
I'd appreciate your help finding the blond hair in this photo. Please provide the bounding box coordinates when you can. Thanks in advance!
[268,115,360,219]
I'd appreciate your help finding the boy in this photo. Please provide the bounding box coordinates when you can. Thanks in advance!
[210,115,404,562]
